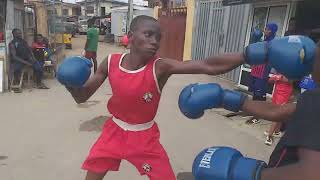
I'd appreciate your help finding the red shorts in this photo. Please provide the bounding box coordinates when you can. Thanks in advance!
[82,118,176,180]
[85,51,97,60]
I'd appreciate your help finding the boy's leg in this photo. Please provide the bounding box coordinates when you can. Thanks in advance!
[126,124,176,180]
[85,171,107,180]
[129,144,176,180]
[82,119,123,175]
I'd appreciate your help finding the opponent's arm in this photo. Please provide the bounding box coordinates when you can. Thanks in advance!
[241,100,296,122]
[67,57,108,104]
[261,148,320,180]
[179,83,296,122]
[163,53,245,76]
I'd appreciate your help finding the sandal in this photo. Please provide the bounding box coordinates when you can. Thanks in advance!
[245,118,260,125]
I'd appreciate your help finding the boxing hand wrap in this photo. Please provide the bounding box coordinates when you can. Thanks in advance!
[192,146,267,180]
[179,83,248,119]
[57,56,92,88]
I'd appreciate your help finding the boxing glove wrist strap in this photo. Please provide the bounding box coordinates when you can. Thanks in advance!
[222,90,248,112]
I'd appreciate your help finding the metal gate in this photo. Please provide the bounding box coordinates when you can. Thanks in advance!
[192,0,250,82]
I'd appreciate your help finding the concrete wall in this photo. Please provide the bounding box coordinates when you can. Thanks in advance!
[183,0,194,61]
[34,2,49,37]
[4,0,25,90]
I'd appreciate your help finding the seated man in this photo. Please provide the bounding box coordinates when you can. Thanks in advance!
[9,29,49,92]
[32,34,46,67]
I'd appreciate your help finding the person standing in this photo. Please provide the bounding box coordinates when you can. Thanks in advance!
[84,18,99,73]
[264,73,293,145]
[246,23,278,125]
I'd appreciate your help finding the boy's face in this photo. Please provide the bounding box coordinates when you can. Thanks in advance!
[312,46,320,84]
[36,35,43,43]
[129,20,161,59]
[264,27,272,38]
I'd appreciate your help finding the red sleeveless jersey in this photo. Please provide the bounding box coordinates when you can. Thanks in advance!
[107,54,161,124]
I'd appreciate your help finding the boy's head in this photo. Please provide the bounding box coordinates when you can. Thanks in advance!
[128,15,161,59]
[312,41,320,84]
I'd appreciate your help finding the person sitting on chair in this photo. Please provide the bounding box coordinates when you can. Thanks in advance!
[9,29,49,92]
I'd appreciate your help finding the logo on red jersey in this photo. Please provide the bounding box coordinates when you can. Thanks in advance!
[142,163,152,173]
[143,92,153,103]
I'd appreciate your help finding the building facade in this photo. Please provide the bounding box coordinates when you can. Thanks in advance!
[188,0,320,95]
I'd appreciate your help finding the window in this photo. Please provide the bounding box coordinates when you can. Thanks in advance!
[101,7,106,16]
[245,5,288,69]
[251,5,288,39]
[87,6,94,14]
[176,0,186,7]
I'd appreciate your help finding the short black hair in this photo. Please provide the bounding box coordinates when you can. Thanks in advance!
[12,28,21,34]
[129,15,158,32]
[37,34,43,37]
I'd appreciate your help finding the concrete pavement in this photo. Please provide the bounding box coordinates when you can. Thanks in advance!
[0,35,275,180]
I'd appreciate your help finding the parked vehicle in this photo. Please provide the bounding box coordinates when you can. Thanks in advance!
[79,19,88,35]
[64,22,78,37]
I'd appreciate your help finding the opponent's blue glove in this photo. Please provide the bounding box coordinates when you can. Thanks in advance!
[193,146,266,180]
[57,56,92,88]
[249,27,263,44]
[245,35,316,80]
[178,83,247,119]
[300,76,317,90]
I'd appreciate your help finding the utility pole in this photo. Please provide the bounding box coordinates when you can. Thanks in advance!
[85,0,87,17]
[52,0,56,48]
[127,0,133,33]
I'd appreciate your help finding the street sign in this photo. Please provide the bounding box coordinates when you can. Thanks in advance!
[222,0,265,6]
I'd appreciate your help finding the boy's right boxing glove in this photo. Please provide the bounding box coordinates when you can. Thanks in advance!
[57,56,92,88]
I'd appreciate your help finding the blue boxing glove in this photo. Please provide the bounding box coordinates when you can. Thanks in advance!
[300,76,317,90]
[57,56,92,88]
[178,83,247,119]
[245,35,316,80]
[193,146,266,180]
[249,27,263,44]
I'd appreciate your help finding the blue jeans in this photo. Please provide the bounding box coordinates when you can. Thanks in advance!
[11,61,44,84]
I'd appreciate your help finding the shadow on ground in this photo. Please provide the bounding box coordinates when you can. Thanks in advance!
[177,172,194,180]
[79,115,109,132]
[0,156,8,161]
